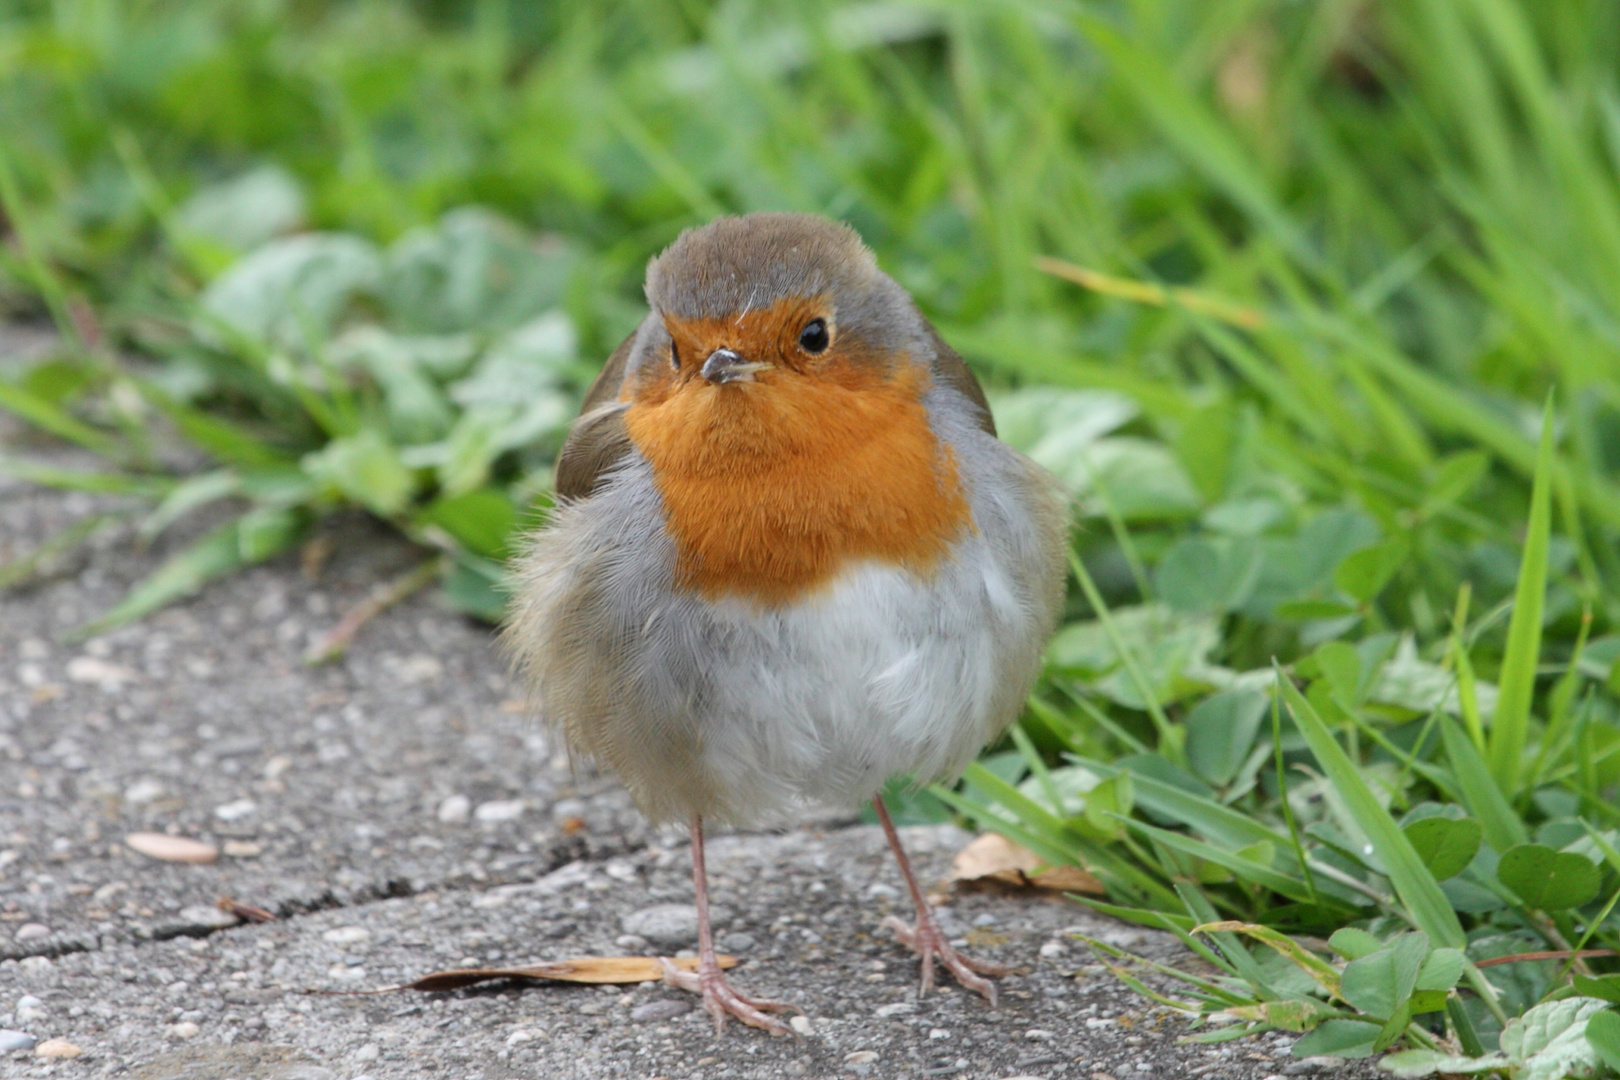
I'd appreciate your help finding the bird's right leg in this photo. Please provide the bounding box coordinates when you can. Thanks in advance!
[659,813,798,1036]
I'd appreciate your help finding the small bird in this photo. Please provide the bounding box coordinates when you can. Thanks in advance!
[506,213,1067,1034]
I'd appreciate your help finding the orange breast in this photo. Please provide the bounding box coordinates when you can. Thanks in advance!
[623,362,972,606]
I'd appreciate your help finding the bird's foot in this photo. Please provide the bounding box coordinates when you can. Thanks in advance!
[883,913,1013,1005]
[658,958,799,1037]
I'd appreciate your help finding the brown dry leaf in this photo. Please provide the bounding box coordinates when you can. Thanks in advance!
[950,833,1104,895]
[217,896,277,923]
[124,832,219,864]
[314,955,738,996]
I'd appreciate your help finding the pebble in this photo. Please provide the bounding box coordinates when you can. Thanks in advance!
[213,798,257,821]
[15,996,44,1023]
[125,832,218,863]
[322,926,372,946]
[845,1050,879,1065]
[0,1030,36,1052]
[1024,1029,1055,1040]
[437,794,471,824]
[631,999,692,1022]
[1039,940,1067,958]
[168,1021,200,1039]
[721,931,756,952]
[475,799,525,823]
[179,904,239,930]
[790,1016,814,1035]
[271,1066,335,1080]
[14,923,49,942]
[35,1039,81,1060]
[223,840,263,858]
[621,904,699,948]
[505,1030,537,1047]
[124,778,165,804]
[875,1002,916,1018]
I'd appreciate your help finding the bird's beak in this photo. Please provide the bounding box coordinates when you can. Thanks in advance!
[700,348,771,384]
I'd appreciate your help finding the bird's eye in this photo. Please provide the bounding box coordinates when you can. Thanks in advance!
[798,318,830,354]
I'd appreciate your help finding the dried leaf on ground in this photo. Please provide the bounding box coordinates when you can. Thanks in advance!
[316,955,739,995]
[951,833,1104,894]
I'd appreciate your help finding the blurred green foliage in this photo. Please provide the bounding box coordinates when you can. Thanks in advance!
[6,1,1620,1070]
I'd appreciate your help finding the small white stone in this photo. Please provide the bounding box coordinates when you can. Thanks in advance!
[790,1016,813,1035]
[327,963,366,982]
[322,926,371,946]
[865,883,900,900]
[844,1050,879,1065]
[928,1028,951,1039]
[223,840,262,858]
[168,1021,200,1039]
[475,799,525,823]
[1039,940,1068,959]
[354,1043,379,1061]
[1085,1016,1113,1028]
[437,794,471,824]
[213,798,257,821]
[505,1029,537,1046]
[875,1002,916,1018]
[1023,1028,1054,1040]
[124,778,165,804]
[14,923,49,942]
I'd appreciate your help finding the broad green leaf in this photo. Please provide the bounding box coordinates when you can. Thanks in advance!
[1155,537,1262,615]
[1329,927,1383,961]
[1278,673,1466,948]
[302,429,415,518]
[1376,1049,1506,1077]
[176,166,306,255]
[1340,932,1428,1020]
[990,387,1137,460]
[1290,1017,1380,1059]
[200,233,382,352]
[1184,689,1267,787]
[1078,773,1133,841]
[1334,539,1407,603]
[1587,1008,1620,1073]
[1487,400,1554,791]
[1402,817,1483,881]
[1415,948,1466,992]
[1047,604,1221,708]
[1496,843,1602,910]
[417,487,519,560]
[441,555,507,623]
[1499,997,1608,1080]
[1572,975,1620,1005]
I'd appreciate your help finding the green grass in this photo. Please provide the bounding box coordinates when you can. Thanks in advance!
[4,1,1620,1073]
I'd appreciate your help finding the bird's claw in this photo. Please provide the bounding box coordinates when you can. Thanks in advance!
[883,913,1013,1005]
[658,958,800,1037]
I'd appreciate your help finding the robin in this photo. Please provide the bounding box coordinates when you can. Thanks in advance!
[505,213,1068,1034]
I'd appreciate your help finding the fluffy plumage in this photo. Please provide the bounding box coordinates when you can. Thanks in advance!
[505,213,1067,826]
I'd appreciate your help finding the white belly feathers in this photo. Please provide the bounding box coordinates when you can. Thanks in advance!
[505,416,1066,826]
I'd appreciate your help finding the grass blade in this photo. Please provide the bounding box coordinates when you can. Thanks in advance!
[1486,396,1555,792]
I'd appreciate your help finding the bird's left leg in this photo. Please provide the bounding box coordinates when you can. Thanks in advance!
[873,794,1013,1004]
[659,813,798,1036]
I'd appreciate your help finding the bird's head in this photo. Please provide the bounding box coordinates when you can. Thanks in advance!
[621,213,926,407]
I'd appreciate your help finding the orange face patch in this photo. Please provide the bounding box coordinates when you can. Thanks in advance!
[622,305,972,606]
